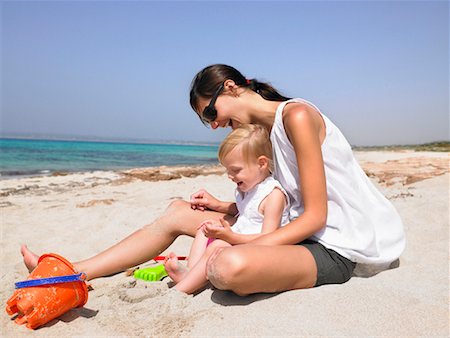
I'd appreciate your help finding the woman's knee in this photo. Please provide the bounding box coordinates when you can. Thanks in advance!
[206,247,248,293]
[165,199,190,213]
[143,199,190,232]
[205,239,230,255]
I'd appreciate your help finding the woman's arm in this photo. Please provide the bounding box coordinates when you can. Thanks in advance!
[251,103,328,245]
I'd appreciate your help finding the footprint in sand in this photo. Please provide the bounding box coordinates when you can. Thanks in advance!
[118,282,168,303]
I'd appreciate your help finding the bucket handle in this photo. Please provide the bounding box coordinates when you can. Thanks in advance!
[15,273,86,289]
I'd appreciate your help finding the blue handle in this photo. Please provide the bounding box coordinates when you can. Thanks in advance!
[15,273,85,289]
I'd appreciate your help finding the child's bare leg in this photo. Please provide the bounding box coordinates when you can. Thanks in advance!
[164,252,189,284]
[187,229,210,269]
[175,239,231,294]
[21,200,230,280]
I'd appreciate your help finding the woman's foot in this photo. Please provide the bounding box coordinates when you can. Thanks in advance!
[163,252,188,284]
[20,244,39,272]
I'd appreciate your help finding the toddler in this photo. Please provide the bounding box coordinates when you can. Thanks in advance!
[164,124,290,294]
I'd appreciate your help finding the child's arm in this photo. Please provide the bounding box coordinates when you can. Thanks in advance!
[190,189,238,215]
[258,187,287,234]
[203,188,286,245]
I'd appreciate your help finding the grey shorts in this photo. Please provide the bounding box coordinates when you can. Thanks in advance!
[299,239,356,287]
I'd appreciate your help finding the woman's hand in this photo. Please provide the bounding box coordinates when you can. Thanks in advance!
[200,218,233,242]
[190,189,221,211]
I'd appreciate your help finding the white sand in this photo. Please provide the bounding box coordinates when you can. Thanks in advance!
[1,151,449,337]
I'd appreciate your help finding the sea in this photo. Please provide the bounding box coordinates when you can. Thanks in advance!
[0,138,219,178]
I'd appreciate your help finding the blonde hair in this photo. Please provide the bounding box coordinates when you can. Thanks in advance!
[218,124,273,171]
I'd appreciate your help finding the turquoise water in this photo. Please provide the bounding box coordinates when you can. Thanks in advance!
[0,138,219,177]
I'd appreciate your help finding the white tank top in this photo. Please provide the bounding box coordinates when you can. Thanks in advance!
[270,98,405,267]
[232,176,290,235]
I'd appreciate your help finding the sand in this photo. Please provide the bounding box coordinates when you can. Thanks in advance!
[1,151,449,337]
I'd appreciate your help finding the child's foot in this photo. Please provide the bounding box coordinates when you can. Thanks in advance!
[163,252,188,284]
[21,244,39,272]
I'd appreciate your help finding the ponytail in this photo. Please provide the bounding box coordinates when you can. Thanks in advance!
[246,79,291,102]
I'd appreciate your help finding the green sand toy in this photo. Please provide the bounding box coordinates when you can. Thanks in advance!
[134,264,168,282]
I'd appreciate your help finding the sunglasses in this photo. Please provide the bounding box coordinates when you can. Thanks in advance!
[201,83,224,125]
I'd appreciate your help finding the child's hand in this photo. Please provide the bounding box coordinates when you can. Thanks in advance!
[202,218,233,241]
[198,219,221,230]
[190,189,221,211]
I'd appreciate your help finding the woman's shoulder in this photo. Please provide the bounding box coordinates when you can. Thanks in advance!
[282,100,320,120]
[281,100,323,135]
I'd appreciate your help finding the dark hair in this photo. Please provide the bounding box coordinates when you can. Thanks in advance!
[189,64,291,115]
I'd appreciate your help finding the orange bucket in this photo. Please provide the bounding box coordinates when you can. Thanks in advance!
[5,253,88,330]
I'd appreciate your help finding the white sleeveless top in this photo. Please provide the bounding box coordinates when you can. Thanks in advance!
[232,176,290,235]
[270,98,405,267]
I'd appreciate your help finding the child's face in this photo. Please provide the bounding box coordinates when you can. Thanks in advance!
[222,145,269,193]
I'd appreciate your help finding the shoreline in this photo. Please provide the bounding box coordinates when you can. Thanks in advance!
[0,163,223,182]
[1,150,447,189]
[1,138,447,181]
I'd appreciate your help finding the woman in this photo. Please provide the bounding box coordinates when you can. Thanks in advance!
[22,64,405,295]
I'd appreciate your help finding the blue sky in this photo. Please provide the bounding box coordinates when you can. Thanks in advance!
[1,1,448,146]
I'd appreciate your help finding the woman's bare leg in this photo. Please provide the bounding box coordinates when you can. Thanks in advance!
[22,200,230,280]
[206,245,317,296]
[21,245,39,272]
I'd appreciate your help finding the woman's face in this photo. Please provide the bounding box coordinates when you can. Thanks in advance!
[197,96,240,130]
[197,83,249,130]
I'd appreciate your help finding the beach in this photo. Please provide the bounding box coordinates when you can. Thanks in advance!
[1,150,449,337]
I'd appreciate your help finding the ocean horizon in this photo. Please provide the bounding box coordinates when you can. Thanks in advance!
[0,137,220,178]
[0,132,221,146]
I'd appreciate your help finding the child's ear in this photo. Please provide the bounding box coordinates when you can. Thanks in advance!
[258,156,269,169]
